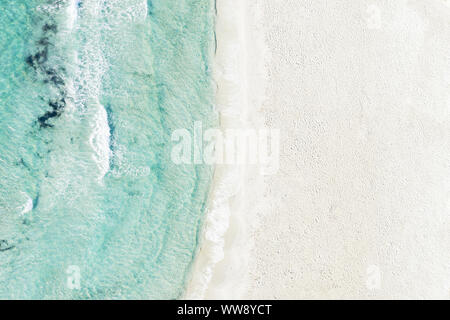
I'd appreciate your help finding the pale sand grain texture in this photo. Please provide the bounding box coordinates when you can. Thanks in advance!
[187,0,450,299]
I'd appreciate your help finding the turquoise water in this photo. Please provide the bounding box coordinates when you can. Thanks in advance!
[0,0,216,299]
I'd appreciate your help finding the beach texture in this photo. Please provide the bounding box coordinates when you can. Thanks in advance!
[188,0,450,299]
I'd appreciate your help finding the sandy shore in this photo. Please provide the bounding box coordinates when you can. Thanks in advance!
[184,0,266,299]
[186,0,450,299]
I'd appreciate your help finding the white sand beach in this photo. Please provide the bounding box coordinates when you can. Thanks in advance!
[186,0,450,299]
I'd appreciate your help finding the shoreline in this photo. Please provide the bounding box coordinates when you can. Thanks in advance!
[184,0,268,299]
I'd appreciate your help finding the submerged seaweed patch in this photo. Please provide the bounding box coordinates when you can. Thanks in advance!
[148,0,154,15]
[0,240,14,252]
[37,98,66,128]
[42,23,57,33]
[25,17,67,128]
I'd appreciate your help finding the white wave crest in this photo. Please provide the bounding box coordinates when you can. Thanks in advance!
[65,0,79,31]
[19,193,33,216]
[89,102,111,182]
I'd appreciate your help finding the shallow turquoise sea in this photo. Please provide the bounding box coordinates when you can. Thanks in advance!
[0,0,216,299]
